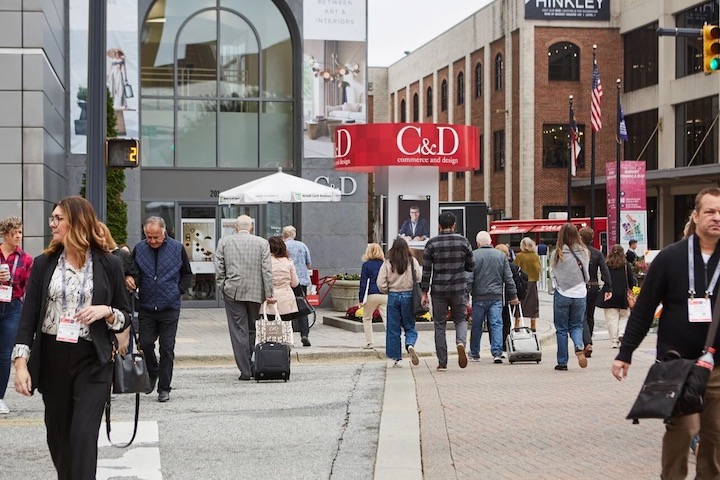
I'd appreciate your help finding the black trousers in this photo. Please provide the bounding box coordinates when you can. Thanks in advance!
[291,285,310,338]
[40,334,111,480]
[138,308,180,393]
[583,285,601,346]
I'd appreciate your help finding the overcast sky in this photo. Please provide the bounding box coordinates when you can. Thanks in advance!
[367,0,492,67]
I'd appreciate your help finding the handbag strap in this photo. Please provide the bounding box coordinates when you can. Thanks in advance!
[704,292,720,349]
[105,393,140,448]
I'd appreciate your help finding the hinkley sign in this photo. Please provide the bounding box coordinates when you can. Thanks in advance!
[525,0,609,20]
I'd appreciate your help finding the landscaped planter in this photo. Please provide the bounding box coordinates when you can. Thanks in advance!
[331,280,360,312]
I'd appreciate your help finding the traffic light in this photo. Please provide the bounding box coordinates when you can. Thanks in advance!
[703,24,720,73]
[106,138,139,168]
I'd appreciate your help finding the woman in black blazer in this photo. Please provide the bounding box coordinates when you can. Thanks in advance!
[12,196,130,480]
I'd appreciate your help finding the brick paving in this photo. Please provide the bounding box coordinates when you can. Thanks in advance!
[414,336,669,480]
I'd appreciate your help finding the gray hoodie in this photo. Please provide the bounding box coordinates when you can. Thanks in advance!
[550,245,590,291]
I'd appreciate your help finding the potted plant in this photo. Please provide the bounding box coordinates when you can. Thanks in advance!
[330,273,361,312]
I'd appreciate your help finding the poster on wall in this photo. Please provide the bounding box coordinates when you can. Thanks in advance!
[525,0,610,20]
[397,195,431,250]
[303,1,368,159]
[70,0,139,154]
[181,219,216,274]
[606,161,648,254]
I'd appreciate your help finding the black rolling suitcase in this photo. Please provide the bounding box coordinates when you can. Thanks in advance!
[252,342,291,382]
[506,304,542,364]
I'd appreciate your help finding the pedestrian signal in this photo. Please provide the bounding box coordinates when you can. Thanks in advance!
[106,139,139,168]
[703,25,720,73]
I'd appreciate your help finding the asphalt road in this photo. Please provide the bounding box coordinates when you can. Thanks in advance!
[1,362,385,480]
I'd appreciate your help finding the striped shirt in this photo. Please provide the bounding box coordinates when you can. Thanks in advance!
[421,232,474,296]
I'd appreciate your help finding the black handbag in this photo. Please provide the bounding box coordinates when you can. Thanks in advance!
[294,294,315,317]
[106,323,149,448]
[410,261,428,316]
[626,294,720,423]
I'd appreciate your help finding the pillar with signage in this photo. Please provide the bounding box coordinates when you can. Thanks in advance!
[606,161,648,254]
[334,123,479,251]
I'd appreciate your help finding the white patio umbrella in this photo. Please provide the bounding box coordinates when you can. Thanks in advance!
[218,168,342,205]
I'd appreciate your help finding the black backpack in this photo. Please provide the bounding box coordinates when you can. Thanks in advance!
[512,266,528,300]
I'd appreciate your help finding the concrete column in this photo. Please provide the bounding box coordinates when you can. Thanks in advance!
[519,27,535,219]
[504,34,513,219]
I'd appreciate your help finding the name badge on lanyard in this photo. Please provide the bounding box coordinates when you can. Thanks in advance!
[56,315,80,343]
[688,297,713,322]
[0,255,19,302]
[688,234,720,323]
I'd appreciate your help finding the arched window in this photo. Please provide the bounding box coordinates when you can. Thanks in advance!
[495,54,503,91]
[474,63,482,98]
[548,42,580,81]
[426,87,433,117]
[412,93,419,122]
[441,80,448,111]
[457,71,464,105]
[400,99,407,122]
[140,0,295,168]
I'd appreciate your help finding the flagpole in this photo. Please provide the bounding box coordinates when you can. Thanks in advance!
[568,95,573,220]
[615,79,622,246]
[590,45,597,230]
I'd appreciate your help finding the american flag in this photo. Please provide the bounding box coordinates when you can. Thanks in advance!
[570,106,581,176]
[591,61,602,132]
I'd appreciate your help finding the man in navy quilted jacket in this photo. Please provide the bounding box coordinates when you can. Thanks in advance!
[132,217,191,403]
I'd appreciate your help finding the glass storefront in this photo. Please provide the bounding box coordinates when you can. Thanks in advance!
[140,201,293,306]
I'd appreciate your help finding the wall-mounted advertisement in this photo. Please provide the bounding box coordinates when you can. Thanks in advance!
[303,1,367,158]
[397,195,431,250]
[525,0,610,21]
[70,0,139,154]
[181,219,216,274]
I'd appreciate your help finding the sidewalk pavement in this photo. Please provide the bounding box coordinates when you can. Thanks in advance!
[174,290,636,479]
[175,289,563,365]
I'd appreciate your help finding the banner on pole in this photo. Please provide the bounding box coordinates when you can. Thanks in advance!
[606,161,647,253]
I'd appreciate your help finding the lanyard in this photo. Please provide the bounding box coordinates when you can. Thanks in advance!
[2,254,20,285]
[688,234,720,298]
[60,251,92,312]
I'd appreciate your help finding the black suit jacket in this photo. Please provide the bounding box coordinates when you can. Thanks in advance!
[399,218,430,238]
[15,248,130,394]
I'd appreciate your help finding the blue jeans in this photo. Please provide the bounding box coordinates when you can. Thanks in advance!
[0,299,22,399]
[553,291,586,365]
[386,291,418,361]
[470,300,503,358]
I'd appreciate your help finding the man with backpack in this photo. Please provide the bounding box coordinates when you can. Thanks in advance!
[467,232,519,364]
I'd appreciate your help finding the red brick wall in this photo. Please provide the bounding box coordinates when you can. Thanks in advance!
[533,27,622,218]
[397,87,407,122]
[452,58,467,200]
[511,30,520,218]
[469,48,484,202]
[490,38,506,215]
[423,74,433,121]
[409,81,419,122]
[390,93,394,122]
[437,67,449,124]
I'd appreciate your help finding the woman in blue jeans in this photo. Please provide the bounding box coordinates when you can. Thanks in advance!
[0,216,33,414]
[377,238,421,367]
[550,223,590,371]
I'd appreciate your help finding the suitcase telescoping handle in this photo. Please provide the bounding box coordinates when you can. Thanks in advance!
[509,302,528,330]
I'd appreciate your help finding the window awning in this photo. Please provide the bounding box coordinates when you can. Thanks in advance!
[489,226,531,235]
[530,224,563,233]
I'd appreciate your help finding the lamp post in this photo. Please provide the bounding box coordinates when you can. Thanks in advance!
[86,0,107,221]
[615,79,622,246]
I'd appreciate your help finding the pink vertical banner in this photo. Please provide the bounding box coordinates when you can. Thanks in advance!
[606,161,646,249]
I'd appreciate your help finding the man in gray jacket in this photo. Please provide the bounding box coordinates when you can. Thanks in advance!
[215,215,274,380]
[467,231,518,363]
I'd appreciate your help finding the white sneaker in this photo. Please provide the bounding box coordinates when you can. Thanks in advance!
[0,399,9,414]
[408,345,419,365]
[393,359,404,368]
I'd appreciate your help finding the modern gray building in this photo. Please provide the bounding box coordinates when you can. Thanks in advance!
[3,0,368,307]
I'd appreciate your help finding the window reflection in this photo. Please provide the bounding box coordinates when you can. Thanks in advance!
[177,100,217,167]
[219,101,259,167]
[141,98,174,167]
[260,102,292,168]
[219,10,259,98]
